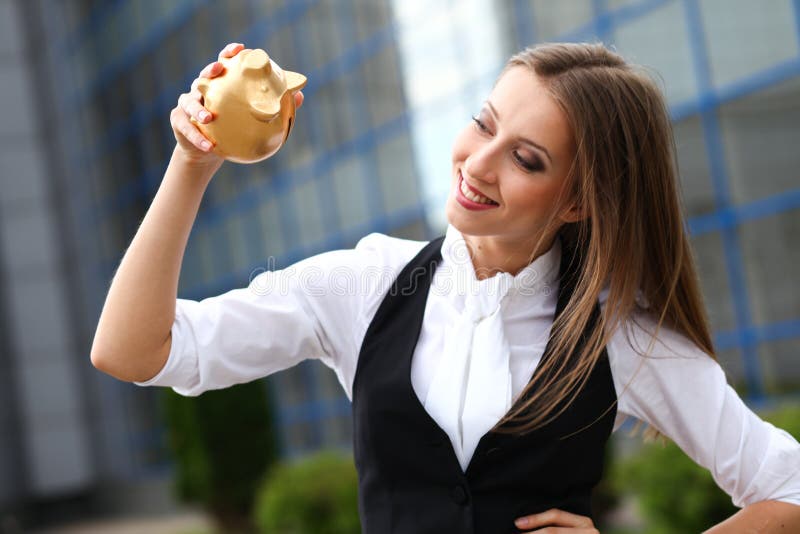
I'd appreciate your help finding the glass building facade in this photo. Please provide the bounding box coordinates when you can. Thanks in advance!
[1,0,798,521]
[61,0,428,471]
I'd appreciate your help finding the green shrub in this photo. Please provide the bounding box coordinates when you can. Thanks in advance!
[613,437,737,533]
[254,451,360,534]
[612,404,800,533]
[163,381,278,533]
[764,403,800,438]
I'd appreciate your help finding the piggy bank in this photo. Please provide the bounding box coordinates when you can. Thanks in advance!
[192,48,307,164]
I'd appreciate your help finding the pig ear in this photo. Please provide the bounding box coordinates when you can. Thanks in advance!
[285,71,307,92]
[244,49,270,72]
[250,99,281,122]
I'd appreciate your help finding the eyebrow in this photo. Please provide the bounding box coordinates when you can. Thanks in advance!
[486,101,553,165]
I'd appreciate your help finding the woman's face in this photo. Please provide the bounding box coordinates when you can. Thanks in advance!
[445,66,577,247]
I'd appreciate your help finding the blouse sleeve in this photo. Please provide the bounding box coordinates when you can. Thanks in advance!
[607,309,800,508]
[134,232,419,398]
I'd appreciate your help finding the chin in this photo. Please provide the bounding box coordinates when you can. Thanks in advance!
[444,200,489,237]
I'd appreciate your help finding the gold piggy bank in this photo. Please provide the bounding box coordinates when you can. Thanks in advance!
[193,48,307,164]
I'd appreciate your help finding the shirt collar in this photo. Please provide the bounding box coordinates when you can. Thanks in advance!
[440,224,561,298]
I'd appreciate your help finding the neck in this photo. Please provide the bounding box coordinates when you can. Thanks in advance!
[461,232,557,280]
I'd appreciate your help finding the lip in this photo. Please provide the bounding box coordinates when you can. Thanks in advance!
[456,172,500,211]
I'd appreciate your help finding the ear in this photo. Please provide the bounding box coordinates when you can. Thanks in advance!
[285,71,307,92]
[558,202,587,224]
[243,49,270,71]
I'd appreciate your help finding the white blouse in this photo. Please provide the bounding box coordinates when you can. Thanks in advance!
[137,225,800,508]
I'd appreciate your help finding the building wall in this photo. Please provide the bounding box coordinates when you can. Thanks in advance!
[0,0,95,508]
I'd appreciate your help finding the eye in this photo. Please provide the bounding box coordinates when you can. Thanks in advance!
[471,115,490,134]
[513,151,544,173]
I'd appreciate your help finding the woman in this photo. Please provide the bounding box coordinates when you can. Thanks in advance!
[91,42,800,532]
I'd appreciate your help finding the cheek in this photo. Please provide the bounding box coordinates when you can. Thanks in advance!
[505,178,563,214]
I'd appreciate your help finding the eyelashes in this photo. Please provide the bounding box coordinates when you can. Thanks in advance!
[471,115,488,132]
[470,115,544,173]
[513,152,543,172]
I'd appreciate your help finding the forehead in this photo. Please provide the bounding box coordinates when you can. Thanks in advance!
[488,67,575,160]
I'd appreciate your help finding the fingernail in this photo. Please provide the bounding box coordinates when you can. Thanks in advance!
[199,110,211,122]
[201,140,212,151]
[515,518,528,528]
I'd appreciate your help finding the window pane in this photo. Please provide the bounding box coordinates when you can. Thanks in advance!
[227,212,249,275]
[210,220,233,279]
[376,136,420,213]
[315,79,358,149]
[759,338,800,395]
[362,46,406,129]
[293,179,326,245]
[674,116,715,217]
[179,236,203,293]
[612,0,698,105]
[303,1,342,69]
[700,0,799,88]
[740,210,800,325]
[690,231,736,332]
[716,348,747,390]
[258,195,286,259]
[532,0,594,41]
[719,76,800,203]
[354,0,391,41]
[194,227,215,285]
[332,157,371,232]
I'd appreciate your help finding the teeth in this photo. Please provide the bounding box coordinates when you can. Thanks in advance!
[460,178,495,204]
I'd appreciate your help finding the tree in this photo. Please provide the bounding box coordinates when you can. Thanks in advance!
[162,381,278,533]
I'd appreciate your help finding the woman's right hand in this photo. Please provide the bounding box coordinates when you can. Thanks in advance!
[170,42,245,166]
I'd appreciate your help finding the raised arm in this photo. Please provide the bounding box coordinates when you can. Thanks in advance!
[91,43,250,382]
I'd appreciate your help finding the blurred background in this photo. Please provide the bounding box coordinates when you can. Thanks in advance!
[0,0,798,532]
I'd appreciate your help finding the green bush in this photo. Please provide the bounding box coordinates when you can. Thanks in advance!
[613,437,737,533]
[764,403,800,438]
[254,451,360,534]
[163,381,278,533]
[612,404,800,533]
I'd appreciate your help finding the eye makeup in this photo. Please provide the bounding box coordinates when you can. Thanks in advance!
[471,112,546,173]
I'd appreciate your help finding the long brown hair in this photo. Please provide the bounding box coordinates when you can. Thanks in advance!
[496,42,716,434]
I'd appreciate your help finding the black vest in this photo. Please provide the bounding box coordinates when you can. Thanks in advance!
[352,236,617,533]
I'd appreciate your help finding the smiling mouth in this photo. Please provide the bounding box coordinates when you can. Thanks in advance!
[459,172,499,205]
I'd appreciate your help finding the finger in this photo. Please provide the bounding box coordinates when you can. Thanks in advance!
[197,61,224,80]
[170,107,213,151]
[182,121,214,152]
[218,42,244,60]
[178,92,212,124]
[515,509,594,530]
[293,91,304,110]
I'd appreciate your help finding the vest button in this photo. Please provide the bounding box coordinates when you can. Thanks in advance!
[451,484,469,505]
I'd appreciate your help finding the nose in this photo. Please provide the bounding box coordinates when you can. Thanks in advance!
[464,143,499,184]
